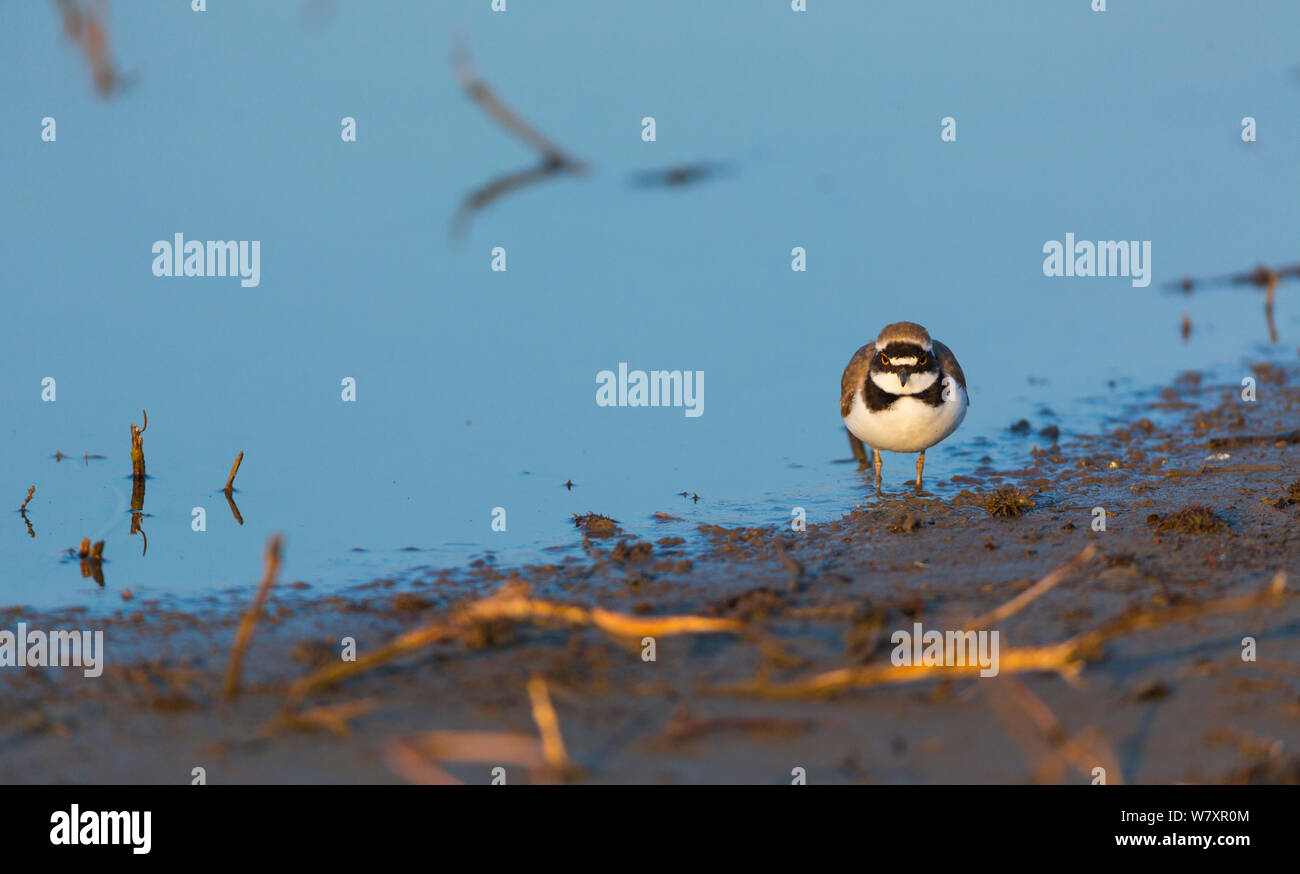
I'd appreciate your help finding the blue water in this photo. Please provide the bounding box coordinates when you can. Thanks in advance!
[2,0,1298,609]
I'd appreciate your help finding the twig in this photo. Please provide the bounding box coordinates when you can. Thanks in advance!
[986,677,1125,784]
[221,534,284,699]
[19,486,34,513]
[262,698,378,738]
[965,546,1096,631]
[225,451,244,492]
[712,573,1288,699]
[384,731,545,784]
[287,590,747,705]
[1208,430,1300,449]
[527,675,568,771]
[129,410,147,480]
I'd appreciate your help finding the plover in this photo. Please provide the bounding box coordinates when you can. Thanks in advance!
[840,321,969,492]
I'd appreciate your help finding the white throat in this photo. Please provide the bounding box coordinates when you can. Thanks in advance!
[870,369,939,396]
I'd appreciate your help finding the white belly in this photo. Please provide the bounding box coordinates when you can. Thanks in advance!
[844,386,968,453]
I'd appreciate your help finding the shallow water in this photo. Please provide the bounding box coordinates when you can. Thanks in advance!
[2,1,1298,609]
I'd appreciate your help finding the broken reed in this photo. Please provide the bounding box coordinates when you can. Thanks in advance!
[19,486,34,513]
[76,538,105,560]
[221,534,283,699]
[129,409,147,480]
[225,451,244,492]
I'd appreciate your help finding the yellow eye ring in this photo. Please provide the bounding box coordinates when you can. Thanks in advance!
[880,353,891,365]
[918,353,927,366]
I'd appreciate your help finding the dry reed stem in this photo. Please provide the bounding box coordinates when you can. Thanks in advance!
[262,698,378,738]
[527,675,568,771]
[129,410,147,480]
[387,731,545,778]
[221,534,283,699]
[987,676,1124,784]
[662,715,813,743]
[19,486,34,513]
[286,591,747,705]
[965,546,1096,631]
[713,572,1288,699]
[225,451,244,491]
[383,739,464,785]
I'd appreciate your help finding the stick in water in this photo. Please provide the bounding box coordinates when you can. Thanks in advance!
[222,534,284,699]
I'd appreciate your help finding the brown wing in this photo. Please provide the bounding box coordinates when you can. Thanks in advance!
[839,342,875,418]
[932,340,967,400]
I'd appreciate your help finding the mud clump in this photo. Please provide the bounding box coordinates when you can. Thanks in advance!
[984,485,1035,517]
[1274,479,1300,510]
[572,513,621,538]
[1146,504,1227,534]
[611,540,654,563]
[392,593,433,611]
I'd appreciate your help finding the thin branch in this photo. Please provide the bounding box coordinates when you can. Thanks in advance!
[222,535,284,699]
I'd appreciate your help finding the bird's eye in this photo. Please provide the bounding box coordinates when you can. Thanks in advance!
[918,353,927,366]
[880,353,891,365]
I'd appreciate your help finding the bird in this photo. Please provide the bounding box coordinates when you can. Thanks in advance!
[840,321,969,493]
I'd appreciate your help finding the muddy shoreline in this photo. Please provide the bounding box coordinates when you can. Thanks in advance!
[3,364,1298,784]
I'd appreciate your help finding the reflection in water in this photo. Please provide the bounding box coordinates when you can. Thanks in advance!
[628,161,734,190]
[1165,262,1300,343]
[19,487,36,539]
[129,410,148,556]
[74,538,105,586]
[129,476,148,557]
[224,489,245,526]
[451,41,589,238]
[449,42,733,236]
[224,451,246,526]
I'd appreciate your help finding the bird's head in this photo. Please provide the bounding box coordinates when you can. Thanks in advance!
[870,322,939,395]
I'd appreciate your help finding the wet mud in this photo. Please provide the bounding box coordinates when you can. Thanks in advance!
[3,365,1298,784]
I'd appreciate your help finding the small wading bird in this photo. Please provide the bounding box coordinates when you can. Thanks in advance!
[840,322,968,493]
[1163,262,1300,343]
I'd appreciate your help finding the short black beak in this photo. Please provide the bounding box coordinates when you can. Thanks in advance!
[898,371,909,387]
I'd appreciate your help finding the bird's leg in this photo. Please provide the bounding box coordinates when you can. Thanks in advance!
[873,449,883,494]
[847,429,867,469]
[915,450,925,491]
